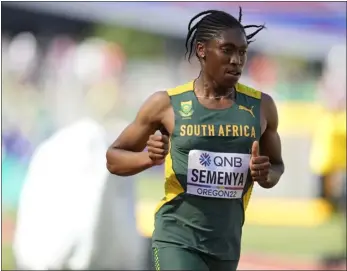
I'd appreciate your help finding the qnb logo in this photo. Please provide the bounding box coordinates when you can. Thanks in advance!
[199,153,211,167]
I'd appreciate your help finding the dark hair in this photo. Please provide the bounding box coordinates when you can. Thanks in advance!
[185,7,265,60]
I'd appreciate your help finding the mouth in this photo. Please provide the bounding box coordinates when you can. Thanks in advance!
[226,70,241,77]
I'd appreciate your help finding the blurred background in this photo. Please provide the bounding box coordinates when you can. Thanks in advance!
[1,1,346,270]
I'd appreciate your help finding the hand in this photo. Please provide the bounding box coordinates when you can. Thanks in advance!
[147,134,169,165]
[249,141,271,185]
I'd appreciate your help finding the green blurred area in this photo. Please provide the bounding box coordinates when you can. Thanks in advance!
[2,174,345,270]
[93,24,165,59]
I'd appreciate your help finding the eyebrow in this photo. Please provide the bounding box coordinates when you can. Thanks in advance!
[221,42,248,49]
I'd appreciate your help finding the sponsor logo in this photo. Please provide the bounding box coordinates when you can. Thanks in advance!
[239,105,255,118]
[199,153,211,167]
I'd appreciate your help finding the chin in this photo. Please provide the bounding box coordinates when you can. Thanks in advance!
[223,78,239,88]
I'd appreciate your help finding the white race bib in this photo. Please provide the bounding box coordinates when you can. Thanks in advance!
[187,150,251,199]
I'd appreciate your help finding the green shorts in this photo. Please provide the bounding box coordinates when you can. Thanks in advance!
[152,247,239,271]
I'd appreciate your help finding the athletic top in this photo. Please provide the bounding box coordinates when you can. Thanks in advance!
[152,81,262,260]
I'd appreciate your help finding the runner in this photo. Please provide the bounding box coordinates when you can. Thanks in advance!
[107,8,285,271]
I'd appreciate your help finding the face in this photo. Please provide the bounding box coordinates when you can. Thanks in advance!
[197,27,248,87]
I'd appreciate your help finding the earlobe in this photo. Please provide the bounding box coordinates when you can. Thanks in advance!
[199,50,206,60]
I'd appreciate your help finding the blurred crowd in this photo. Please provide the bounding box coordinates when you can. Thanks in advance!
[2,32,128,205]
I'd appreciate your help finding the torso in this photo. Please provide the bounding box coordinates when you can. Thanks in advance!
[152,81,262,260]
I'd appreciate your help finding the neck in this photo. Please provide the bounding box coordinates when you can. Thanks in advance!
[194,72,235,99]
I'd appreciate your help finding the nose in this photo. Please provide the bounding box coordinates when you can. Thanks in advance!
[229,54,241,65]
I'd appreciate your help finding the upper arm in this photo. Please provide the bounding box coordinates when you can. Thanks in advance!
[110,91,171,152]
[260,93,283,165]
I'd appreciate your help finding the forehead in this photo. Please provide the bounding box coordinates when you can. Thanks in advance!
[211,28,247,48]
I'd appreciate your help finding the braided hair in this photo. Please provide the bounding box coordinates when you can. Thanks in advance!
[185,7,265,60]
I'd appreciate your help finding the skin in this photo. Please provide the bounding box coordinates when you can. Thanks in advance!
[106,26,284,188]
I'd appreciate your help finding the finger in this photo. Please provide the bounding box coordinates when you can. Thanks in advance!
[153,159,165,165]
[252,176,268,183]
[147,139,166,149]
[251,141,259,157]
[250,169,269,177]
[148,152,166,160]
[147,146,168,156]
[149,135,163,141]
[251,156,269,164]
[149,134,169,144]
[250,162,271,170]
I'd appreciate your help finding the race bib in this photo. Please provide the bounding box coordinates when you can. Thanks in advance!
[187,150,251,199]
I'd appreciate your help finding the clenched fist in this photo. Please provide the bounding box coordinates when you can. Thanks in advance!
[249,141,271,185]
[147,134,169,165]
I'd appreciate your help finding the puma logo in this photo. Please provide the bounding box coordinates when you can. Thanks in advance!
[239,105,255,118]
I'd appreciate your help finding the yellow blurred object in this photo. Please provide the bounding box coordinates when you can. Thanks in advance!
[310,109,346,175]
[277,102,323,136]
[245,198,332,227]
[136,198,333,237]
[136,201,156,237]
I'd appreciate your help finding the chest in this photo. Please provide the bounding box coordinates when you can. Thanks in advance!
[172,104,260,154]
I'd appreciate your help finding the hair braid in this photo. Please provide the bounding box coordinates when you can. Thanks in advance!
[185,7,266,61]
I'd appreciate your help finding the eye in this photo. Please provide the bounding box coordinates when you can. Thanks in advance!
[221,48,232,54]
[239,50,247,56]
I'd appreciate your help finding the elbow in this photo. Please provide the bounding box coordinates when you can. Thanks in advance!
[106,148,133,176]
[107,166,132,177]
[280,161,285,175]
[106,161,128,176]
[106,161,118,175]
[106,148,121,176]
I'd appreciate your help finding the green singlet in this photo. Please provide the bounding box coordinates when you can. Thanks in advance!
[152,80,262,270]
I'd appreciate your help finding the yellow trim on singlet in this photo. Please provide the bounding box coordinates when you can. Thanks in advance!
[237,82,259,210]
[155,141,185,213]
[167,81,194,96]
[236,83,262,100]
[154,82,192,213]
[243,182,254,210]
[168,81,261,99]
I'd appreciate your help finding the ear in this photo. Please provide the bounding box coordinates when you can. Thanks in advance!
[196,42,206,59]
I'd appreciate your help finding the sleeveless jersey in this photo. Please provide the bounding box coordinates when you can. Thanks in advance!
[152,81,262,260]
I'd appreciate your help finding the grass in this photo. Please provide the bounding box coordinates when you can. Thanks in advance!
[2,174,345,269]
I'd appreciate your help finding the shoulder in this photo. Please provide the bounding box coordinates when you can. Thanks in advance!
[135,90,171,125]
[260,92,277,114]
[147,90,170,104]
[260,92,279,128]
[142,91,171,115]
[261,92,276,106]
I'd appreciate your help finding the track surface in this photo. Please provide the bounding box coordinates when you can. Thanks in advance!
[2,219,346,270]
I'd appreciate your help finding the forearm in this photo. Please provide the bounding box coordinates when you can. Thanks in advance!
[259,163,284,189]
[106,148,153,176]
